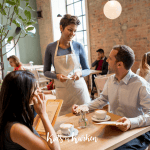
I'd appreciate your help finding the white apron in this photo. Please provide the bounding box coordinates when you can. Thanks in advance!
[54,40,91,116]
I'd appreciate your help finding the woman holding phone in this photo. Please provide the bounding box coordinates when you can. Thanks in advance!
[0,70,60,150]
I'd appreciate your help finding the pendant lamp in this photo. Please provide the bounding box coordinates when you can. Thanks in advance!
[103,0,122,19]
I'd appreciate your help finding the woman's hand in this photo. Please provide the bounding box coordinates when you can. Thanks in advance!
[56,74,68,82]
[33,93,47,117]
[36,84,42,93]
[72,70,82,81]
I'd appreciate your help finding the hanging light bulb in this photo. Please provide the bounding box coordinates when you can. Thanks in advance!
[56,14,62,26]
[57,14,62,17]
[103,0,122,19]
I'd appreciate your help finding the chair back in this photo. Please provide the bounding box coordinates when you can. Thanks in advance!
[94,73,114,96]
[94,74,114,113]
[29,69,40,81]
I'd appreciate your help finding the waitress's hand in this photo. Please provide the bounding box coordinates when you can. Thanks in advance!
[56,74,68,82]
[71,70,82,81]
[33,93,47,117]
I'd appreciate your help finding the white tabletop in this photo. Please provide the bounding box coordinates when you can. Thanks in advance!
[23,65,44,70]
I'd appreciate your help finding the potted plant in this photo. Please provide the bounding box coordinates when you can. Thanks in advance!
[0,0,37,79]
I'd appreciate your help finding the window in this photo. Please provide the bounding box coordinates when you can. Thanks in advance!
[5,39,16,58]
[51,0,66,41]
[5,39,20,64]
[66,0,88,57]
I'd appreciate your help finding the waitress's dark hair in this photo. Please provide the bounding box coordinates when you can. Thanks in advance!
[60,14,80,30]
[0,70,37,149]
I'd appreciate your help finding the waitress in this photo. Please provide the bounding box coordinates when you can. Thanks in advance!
[44,14,91,115]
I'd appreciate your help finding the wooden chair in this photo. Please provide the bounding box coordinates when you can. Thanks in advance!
[94,74,114,112]
[29,69,50,87]
[94,73,114,96]
[94,75,109,96]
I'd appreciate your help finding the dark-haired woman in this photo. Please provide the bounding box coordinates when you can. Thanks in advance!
[0,70,60,150]
[136,52,150,83]
[44,14,91,115]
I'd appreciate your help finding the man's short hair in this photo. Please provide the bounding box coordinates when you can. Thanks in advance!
[113,45,135,70]
[96,49,104,53]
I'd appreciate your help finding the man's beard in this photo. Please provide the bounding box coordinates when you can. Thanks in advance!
[108,67,115,74]
[108,70,115,74]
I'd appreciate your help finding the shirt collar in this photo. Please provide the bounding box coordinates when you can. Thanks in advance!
[102,56,105,60]
[113,70,133,85]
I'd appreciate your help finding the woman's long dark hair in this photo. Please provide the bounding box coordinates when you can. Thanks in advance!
[0,70,37,149]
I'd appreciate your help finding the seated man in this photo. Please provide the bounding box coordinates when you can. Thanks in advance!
[73,45,150,149]
[91,49,108,98]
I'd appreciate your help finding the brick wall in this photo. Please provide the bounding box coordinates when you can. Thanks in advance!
[87,0,150,73]
[36,0,53,63]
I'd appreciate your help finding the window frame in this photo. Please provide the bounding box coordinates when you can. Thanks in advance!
[66,0,91,66]
[5,38,20,66]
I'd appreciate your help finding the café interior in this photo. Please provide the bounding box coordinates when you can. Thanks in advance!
[1,0,150,150]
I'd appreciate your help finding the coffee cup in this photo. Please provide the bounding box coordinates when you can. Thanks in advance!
[60,123,74,135]
[94,110,107,120]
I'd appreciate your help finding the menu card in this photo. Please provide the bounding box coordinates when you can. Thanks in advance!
[35,99,63,134]
[95,121,121,126]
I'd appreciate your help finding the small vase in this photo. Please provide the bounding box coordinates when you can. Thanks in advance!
[78,111,89,128]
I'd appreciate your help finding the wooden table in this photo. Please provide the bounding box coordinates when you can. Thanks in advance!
[42,112,150,150]
[89,69,102,90]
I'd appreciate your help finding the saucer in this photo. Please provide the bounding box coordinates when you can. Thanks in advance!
[91,115,111,122]
[56,128,78,139]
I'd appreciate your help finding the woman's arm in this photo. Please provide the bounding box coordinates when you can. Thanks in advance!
[10,93,60,150]
[79,44,90,77]
[44,44,68,82]
[10,123,53,150]
[44,45,57,79]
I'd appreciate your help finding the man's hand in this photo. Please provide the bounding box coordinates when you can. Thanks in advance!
[97,57,101,61]
[72,104,79,114]
[116,117,131,132]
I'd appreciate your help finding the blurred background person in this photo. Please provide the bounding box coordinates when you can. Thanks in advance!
[7,55,24,71]
[91,49,108,98]
[136,52,150,83]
